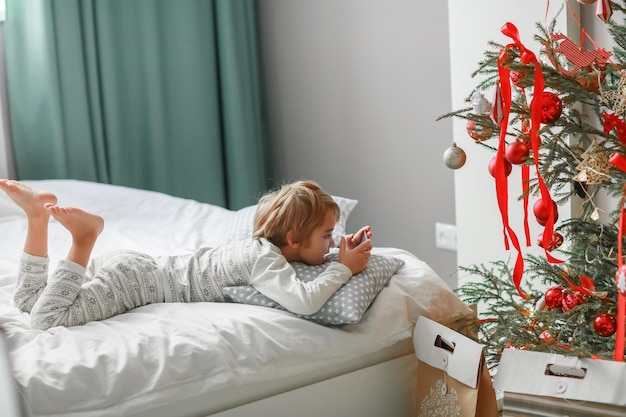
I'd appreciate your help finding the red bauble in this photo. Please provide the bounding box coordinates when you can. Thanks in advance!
[537,231,564,252]
[510,70,526,88]
[594,313,617,337]
[533,198,559,226]
[466,120,493,141]
[544,286,563,309]
[541,92,563,124]
[561,290,586,312]
[488,157,512,177]
[505,140,531,165]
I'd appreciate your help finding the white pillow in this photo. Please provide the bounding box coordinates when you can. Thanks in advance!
[219,196,358,246]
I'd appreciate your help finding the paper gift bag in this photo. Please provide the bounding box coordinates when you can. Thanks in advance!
[495,348,626,416]
[413,316,498,417]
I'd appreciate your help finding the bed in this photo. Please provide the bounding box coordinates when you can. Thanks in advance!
[0,179,474,417]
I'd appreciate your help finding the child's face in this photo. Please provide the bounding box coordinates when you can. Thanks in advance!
[298,210,337,265]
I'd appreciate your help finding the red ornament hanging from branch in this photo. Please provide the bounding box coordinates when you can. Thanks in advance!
[537,231,564,252]
[596,0,613,23]
[488,156,512,177]
[541,92,563,124]
[533,198,559,226]
[549,32,612,78]
[544,286,564,310]
[466,119,493,141]
[594,313,617,337]
[505,138,531,165]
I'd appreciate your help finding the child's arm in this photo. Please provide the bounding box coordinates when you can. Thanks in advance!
[250,242,353,315]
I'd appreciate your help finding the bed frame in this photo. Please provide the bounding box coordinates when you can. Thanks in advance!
[126,343,418,417]
[214,354,418,417]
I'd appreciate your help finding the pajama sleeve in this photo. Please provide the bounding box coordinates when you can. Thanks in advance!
[249,239,352,315]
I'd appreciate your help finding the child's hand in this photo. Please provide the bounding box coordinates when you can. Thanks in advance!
[345,226,372,250]
[338,234,373,275]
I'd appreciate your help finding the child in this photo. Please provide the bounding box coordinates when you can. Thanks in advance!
[0,179,372,330]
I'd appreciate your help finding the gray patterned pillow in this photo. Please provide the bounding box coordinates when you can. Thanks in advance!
[219,196,358,246]
[223,253,403,326]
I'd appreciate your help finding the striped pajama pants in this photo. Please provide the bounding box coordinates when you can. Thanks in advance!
[13,244,255,330]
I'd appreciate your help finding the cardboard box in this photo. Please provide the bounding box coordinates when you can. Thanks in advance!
[495,348,626,416]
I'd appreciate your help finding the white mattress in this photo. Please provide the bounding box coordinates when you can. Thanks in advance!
[0,180,473,417]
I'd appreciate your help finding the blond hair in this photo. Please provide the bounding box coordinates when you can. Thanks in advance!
[253,180,340,247]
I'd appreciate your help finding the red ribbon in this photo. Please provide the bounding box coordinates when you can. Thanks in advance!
[560,274,596,297]
[607,113,626,361]
[614,191,626,362]
[522,164,531,247]
[495,23,563,299]
[604,113,626,175]
[521,99,531,247]
[492,48,524,297]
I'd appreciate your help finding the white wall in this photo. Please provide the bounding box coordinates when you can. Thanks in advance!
[258,0,459,287]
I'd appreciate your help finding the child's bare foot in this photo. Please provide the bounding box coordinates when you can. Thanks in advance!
[0,179,57,218]
[44,204,104,243]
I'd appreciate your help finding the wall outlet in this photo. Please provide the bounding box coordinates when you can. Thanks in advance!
[435,222,457,251]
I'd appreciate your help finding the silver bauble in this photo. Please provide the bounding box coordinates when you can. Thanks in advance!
[443,142,466,169]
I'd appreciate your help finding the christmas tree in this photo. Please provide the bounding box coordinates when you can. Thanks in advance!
[440,0,626,369]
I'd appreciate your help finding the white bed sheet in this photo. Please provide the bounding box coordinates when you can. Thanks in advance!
[0,180,473,417]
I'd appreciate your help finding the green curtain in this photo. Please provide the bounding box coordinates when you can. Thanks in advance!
[4,0,271,208]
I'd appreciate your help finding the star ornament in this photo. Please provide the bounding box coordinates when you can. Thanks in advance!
[601,74,626,116]
[573,140,613,184]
